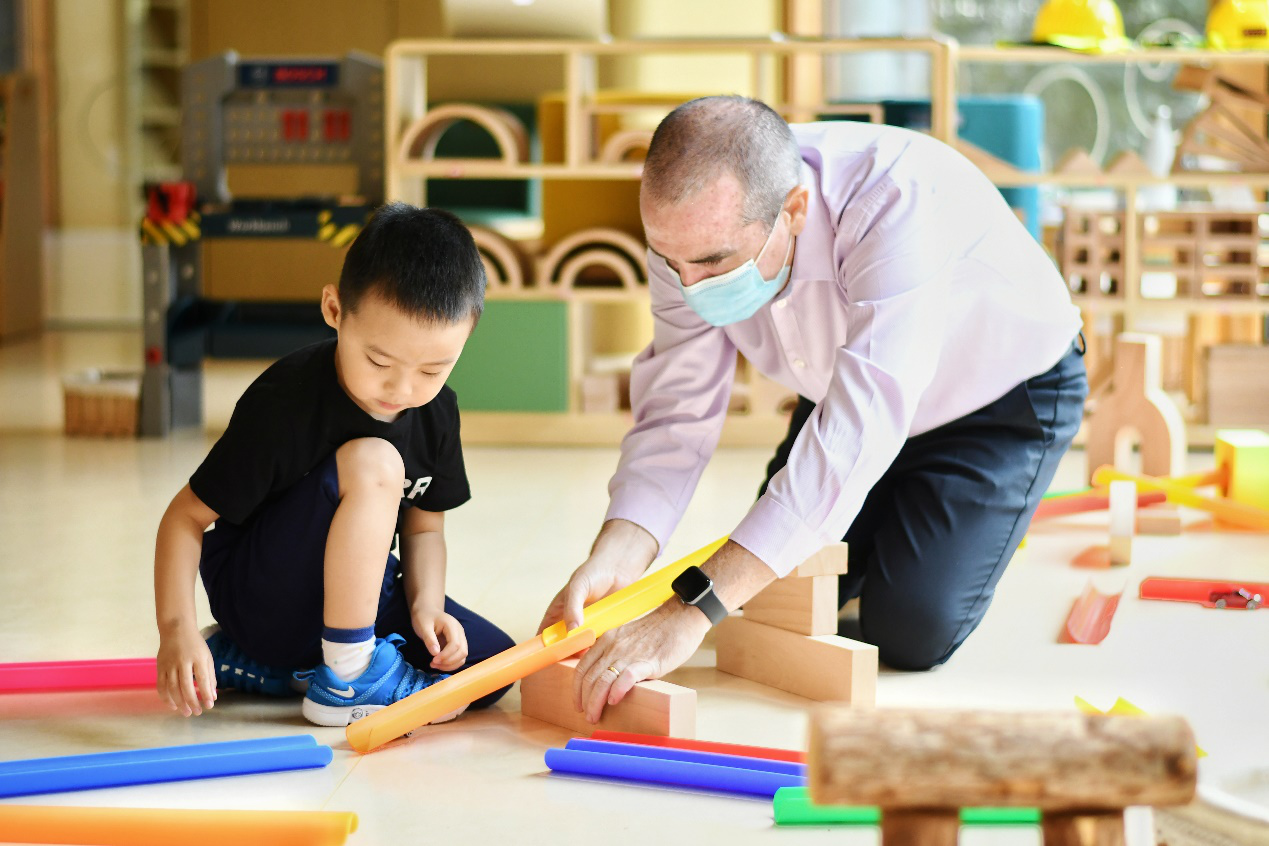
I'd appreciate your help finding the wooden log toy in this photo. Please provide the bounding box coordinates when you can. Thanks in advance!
[347,538,727,752]
[1083,334,1187,484]
[0,805,358,846]
[809,708,1197,846]
[519,658,696,738]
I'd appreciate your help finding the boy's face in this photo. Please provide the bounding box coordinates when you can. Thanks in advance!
[321,284,475,422]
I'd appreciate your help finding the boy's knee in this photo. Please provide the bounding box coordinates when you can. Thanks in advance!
[336,438,405,494]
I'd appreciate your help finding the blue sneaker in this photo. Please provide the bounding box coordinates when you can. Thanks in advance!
[297,634,464,727]
[203,625,302,698]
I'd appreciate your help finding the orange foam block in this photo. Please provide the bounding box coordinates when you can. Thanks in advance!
[0,805,357,846]
[1062,580,1123,644]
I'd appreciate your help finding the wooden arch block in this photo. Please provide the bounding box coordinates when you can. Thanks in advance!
[599,129,653,164]
[536,228,648,292]
[398,103,529,166]
[1083,334,1187,484]
[469,225,526,290]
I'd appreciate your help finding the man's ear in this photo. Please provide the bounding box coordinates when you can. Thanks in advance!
[787,185,811,238]
[320,284,342,331]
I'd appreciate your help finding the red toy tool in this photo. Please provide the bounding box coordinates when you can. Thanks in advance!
[1139,577,1267,609]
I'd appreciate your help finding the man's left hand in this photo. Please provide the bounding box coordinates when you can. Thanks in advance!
[572,599,711,724]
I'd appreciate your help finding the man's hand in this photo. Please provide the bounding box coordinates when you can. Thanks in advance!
[156,621,216,717]
[537,519,659,635]
[411,606,469,672]
[571,600,711,724]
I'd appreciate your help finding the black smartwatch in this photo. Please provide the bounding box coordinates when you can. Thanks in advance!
[671,565,728,626]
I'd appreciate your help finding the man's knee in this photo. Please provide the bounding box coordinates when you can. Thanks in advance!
[863,602,978,671]
[335,438,405,496]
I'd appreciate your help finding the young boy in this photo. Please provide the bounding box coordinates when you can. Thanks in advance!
[154,203,514,727]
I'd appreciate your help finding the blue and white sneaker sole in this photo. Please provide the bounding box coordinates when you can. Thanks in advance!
[301,697,467,728]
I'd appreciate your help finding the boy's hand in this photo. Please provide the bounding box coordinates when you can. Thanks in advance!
[156,622,217,717]
[411,606,468,672]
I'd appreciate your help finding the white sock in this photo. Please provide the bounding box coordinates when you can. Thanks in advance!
[322,637,375,682]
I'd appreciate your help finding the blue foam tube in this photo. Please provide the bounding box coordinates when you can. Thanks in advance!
[545,747,805,798]
[0,735,332,798]
[565,738,806,776]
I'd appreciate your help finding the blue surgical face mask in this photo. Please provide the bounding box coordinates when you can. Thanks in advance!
[673,213,793,328]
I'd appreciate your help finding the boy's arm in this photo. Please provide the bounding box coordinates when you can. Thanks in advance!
[399,506,467,672]
[154,484,219,716]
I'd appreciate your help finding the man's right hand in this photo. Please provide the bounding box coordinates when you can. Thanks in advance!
[537,519,659,635]
[156,621,217,717]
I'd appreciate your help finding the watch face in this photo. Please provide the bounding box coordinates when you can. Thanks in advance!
[672,566,712,605]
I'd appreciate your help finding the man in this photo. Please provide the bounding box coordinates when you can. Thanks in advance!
[538,96,1086,723]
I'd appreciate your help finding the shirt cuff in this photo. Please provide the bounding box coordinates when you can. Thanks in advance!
[604,486,683,558]
[728,494,831,578]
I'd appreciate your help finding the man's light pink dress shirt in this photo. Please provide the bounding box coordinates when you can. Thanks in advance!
[605,121,1083,577]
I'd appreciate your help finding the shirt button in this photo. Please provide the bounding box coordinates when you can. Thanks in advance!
[776,300,789,309]
[794,359,806,369]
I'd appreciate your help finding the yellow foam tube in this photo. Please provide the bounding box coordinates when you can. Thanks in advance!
[1091,466,1269,531]
[0,806,357,846]
[540,536,728,646]
[348,628,596,753]
[347,536,728,753]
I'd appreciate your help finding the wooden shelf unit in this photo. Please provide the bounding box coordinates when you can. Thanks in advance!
[384,38,1269,445]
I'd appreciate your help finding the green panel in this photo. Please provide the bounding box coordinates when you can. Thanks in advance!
[773,788,1040,828]
[447,300,569,412]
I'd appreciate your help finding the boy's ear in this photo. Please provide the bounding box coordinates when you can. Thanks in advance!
[320,285,342,331]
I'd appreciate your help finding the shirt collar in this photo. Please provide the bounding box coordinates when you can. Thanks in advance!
[789,159,837,284]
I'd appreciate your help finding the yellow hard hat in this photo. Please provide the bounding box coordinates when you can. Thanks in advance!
[1207,0,1269,50]
[1033,0,1127,52]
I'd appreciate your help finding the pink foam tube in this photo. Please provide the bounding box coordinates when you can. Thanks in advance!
[0,659,157,693]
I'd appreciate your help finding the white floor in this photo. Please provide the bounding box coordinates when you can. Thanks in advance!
[1,331,1267,845]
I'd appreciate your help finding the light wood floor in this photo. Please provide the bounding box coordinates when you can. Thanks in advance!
[1,330,1265,844]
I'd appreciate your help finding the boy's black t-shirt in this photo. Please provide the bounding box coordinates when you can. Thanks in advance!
[189,339,470,526]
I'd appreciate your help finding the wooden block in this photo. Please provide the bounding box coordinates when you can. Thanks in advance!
[1136,505,1182,535]
[1105,150,1153,176]
[1107,480,1135,566]
[794,543,849,578]
[715,616,876,705]
[742,574,838,636]
[1056,148,1103,176]
[1084,334,1187,484]
[519,658,696,738]
[1207,346,1269,426]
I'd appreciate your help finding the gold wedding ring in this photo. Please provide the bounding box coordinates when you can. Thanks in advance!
[605,665,620,678]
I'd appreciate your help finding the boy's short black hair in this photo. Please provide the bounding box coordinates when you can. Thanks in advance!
[338,202,486,325]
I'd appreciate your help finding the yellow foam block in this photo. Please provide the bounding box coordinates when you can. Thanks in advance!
[1215,429,1269,511]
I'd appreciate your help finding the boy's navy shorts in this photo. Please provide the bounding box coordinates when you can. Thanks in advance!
[199,453,515,709]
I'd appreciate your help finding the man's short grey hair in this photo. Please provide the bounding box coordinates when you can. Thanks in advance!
[642,95,802,228]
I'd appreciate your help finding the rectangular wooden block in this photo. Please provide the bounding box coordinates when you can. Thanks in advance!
[1136,505,1182,535]
[519,658,696,738]
[794,543,850,578]
[742,574,838,636]
[715,615,877,705]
